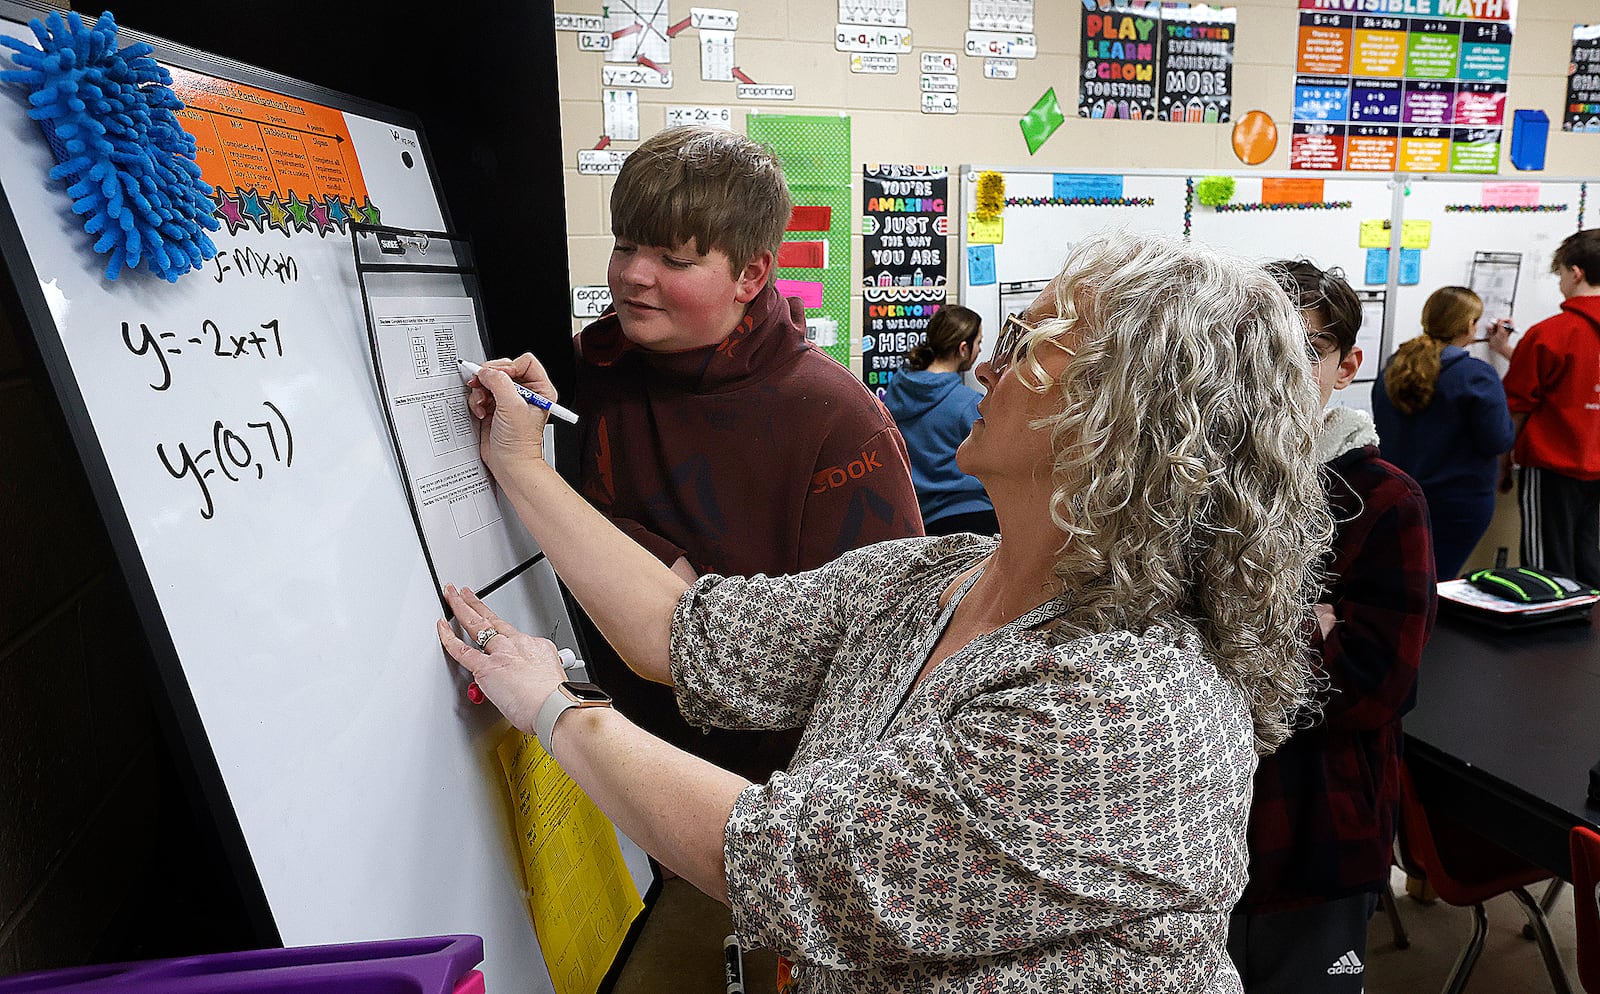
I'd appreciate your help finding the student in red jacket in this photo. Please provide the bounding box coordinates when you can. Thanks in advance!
[1501,228,1600,587]
[1229,261,1437,994]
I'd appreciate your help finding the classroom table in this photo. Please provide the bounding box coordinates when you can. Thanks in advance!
[1404,609,1600,881]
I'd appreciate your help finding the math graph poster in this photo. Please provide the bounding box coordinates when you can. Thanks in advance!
[1290,0,1515,173]
[1565,24,1600,133]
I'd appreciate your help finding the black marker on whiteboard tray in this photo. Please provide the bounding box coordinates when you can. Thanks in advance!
[458,360,579,424]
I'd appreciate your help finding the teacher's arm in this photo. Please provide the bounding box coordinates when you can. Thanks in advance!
[438,585,746,900]
[467,356,684,684]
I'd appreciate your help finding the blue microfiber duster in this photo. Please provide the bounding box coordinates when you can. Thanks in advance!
[0,10,219,282]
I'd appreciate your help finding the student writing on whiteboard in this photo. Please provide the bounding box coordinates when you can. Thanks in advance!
[1371,286,1514,579]
[440,234,1334,992]
[881,304,998,537]
[1229,261,1435,994]
[1500,229,1600,588]
[567,125,922,986]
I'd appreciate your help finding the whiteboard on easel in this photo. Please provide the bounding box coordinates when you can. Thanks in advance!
[0,5,647,988]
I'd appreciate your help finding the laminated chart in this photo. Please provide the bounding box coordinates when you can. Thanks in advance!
[498,731,644,994]
[168,66,377,235]
[1291,0,1514,173]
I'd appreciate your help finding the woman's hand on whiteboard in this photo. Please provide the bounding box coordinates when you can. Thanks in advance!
[437,584,564,732]
[467,353,558,476]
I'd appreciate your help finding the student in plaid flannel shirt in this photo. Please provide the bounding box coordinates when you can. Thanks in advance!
[1227,260,1438,994]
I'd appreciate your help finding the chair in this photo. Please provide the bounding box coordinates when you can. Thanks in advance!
[1571,826,1600,993]
[1396,759,1574,994]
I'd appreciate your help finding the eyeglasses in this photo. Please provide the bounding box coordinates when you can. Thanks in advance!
[991,313,1036,376]
[1306,333,1341,364]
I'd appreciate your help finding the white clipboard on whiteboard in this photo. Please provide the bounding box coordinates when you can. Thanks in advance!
[351,224,546,599]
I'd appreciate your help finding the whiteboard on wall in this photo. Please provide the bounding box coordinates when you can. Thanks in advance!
[1188,174,1399,414]
[0,5,644,988]
[958,167,1189,368]
[1390,176,1592,377]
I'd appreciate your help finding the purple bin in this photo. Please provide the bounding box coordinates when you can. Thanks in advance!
[0,934,485,994]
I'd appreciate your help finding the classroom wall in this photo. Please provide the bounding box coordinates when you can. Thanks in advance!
[555,0,1597,353]
[553,0,1594,578]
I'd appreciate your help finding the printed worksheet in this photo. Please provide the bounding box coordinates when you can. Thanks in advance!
[368,295,542,592]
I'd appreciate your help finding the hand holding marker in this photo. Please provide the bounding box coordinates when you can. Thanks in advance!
[458,360,579,424]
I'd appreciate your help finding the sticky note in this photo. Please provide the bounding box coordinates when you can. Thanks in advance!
[1365,249,1389,285]
[1401,220,1432,250]
[1482,182,1540,207]
[967,244,996,286]
[787,206,832,231]
[1262,178,1324,205]
[1054,174,1123,200]
[777,241,827,268]
[774,279,825,308]
[967,214,1004,244]
[1399,248,1422,285]
[1359,219,1390,249]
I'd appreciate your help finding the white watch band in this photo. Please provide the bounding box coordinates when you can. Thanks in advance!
[534,687,577,753]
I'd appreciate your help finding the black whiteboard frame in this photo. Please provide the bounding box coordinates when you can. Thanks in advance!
[0,0,458,947]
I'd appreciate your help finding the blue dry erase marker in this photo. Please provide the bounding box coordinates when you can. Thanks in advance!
[458,360,579,424]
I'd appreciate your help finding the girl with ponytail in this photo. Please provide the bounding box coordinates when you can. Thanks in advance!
[1372,286,1515,577]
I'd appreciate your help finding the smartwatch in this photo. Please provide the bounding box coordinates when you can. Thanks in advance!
[534,681,614,752]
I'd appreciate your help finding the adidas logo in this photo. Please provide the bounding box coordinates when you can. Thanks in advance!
[1326,950,1364,975]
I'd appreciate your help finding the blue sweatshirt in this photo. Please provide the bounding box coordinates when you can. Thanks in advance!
[1371,346,1514,510]
[881,368,994,525]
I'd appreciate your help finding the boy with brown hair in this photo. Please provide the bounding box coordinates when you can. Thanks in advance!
[569,126,923,782]
[1502,228,1600,586]
[479,124,923,992]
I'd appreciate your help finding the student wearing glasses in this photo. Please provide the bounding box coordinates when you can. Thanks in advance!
[1228,261,1437,994]
[882,304,998,536]
[443,234,1332,992]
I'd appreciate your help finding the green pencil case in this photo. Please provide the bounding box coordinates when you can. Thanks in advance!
[1466,566,1597,603]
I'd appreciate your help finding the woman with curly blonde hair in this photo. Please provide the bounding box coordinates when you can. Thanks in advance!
[437,232,1331,993]
[1372,285,1514,578]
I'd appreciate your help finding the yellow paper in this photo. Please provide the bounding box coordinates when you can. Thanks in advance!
[498,729,644,994]
[1401,219,1432,250]
[967,213,1004,244]
[1358,219,1390,249]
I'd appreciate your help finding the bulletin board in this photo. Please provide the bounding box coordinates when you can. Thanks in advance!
[0,5,646,988]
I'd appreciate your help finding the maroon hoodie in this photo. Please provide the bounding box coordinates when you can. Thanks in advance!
[572,282,923,779]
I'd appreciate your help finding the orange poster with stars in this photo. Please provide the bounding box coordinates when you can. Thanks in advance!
[167,66,376,236]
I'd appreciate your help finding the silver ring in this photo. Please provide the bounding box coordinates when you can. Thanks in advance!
[474,626,500,650]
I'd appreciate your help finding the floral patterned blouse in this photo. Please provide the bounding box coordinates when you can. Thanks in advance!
[668,534,1257,993]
